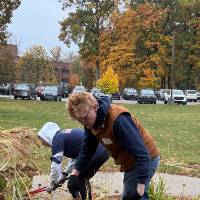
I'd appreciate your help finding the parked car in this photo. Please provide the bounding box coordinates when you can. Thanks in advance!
[40,86,62,101]
[0,83,15,95]
[94,91,111,100]
[164,89,187,105]
[123,88,138,100]
[72,86,86,94]
[157,89,166,100]
[197,92,200,101]
[138,89,157,104]
[58,85,69,98]
[90,87,101,96]
[14,83,36,99]
[35,86,45,97]
[184,90,197,102]
[111,92,121,100]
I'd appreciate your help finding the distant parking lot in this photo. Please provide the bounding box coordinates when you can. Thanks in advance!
[1,94,200,105]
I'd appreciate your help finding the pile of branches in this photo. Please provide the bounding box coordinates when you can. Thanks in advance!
[0,128,40,199]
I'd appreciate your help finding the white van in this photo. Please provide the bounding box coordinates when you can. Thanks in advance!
[184,90,197,102]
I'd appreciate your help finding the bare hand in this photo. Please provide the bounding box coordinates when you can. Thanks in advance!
[71,169,80,176]
[137,183,145,197]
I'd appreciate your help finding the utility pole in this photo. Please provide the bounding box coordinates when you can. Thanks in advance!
[169,24,178,104]
[170,29,175,103]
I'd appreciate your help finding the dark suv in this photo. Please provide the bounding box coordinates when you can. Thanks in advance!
[14,84,36,100]
[138,89,157,104]
[40,86,62,101]
[0,83,15,95]
[111,92,121,100]
[123,88,138,100]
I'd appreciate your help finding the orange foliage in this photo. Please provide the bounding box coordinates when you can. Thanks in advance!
[68,73,80,89]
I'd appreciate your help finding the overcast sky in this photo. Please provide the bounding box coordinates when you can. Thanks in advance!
[8,0,78,56]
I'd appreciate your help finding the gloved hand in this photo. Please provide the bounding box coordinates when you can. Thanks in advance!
[67,175,80,198]
[58,172,69,184]
[46,182,56,193]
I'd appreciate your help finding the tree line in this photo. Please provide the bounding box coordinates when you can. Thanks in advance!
[59,0,200,90]
[1,0,200,91]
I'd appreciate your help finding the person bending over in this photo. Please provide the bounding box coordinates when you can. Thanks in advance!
[38,122,109,199]
[67,92,160,200]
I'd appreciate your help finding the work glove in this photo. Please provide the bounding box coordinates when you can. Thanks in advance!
[67,175,81,198]
[58,172,69,184]
[46,182,57,193]
[68,175,91,200]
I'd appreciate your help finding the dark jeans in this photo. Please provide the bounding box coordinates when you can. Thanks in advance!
[121,156,160,200]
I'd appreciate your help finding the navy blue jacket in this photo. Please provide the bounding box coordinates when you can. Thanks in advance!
[52,128,109,178]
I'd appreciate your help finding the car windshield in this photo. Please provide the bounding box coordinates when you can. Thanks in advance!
[91,88,101,93]
[141,90,154,95]
[74,86,86,91]
[173,90,184,95]
[44,86,58,92]
[127,91,136,95]
[166,90,170,95]
[15,85,29,90]
[127,88,137,93]
[97,92,106,96]
[187,90,196,94]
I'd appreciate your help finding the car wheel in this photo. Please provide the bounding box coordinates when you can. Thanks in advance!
[14,96,17,99]
[182,102,187,105]
[164,101,167,104]
[154,101,156,104]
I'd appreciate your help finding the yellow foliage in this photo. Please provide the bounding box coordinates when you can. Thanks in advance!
[96,66,119,94]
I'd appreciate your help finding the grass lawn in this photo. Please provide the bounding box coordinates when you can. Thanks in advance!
[0,98,199,177]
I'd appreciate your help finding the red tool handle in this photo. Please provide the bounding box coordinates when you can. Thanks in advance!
[29,186,47,195]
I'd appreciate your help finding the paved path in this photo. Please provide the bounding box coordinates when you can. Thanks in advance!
[31,172,200,199]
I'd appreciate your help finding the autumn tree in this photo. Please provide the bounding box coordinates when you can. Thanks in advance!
[68,73,80,90]
[70,55,95,89]
[131,3,170,89]
[50,46,62,62]
[16,45,57,84]
[99,9,138,89]
[128,0,200,89]
[0,45,16,84]
[59,0,119,80]
[97,66,119,93]
[173,0,200,89]
[0,0,21,44]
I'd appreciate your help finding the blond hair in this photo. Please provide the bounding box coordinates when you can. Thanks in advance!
[68,92,98,119]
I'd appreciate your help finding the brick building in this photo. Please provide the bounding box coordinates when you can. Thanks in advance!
[51,61,70,84]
